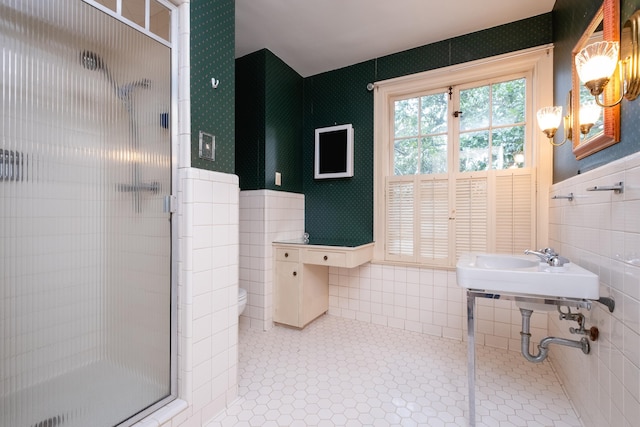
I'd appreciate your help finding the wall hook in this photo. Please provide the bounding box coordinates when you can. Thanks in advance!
[211,78,220,89]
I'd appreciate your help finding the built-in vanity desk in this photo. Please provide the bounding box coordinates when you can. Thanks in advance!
[272,239,374,328]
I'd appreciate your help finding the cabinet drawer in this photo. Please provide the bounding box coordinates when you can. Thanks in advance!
[276,248,299,262]
[304,250,346,267]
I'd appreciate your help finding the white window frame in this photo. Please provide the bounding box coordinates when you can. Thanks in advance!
[373,45,555,266]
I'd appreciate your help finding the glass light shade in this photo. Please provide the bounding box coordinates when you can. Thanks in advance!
[579,104,601,125]
[514,153,525,164]
[536,106,562,131]
[575,41,619,83]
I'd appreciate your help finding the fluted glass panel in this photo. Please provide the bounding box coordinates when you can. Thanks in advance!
[0,1,172,426]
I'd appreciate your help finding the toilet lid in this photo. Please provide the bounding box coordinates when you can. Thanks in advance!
[238,288,247,300]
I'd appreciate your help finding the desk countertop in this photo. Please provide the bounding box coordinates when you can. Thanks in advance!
[273,238,374,248]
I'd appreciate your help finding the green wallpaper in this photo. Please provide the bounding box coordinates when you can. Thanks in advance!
[553,0,640,183]
[264,50,303,192]
[376,14,552,81]
[302,14,553,243]
[303,61,376,243]
[236,49,303,192]
[190,0,235,173]
[235,51,266,189]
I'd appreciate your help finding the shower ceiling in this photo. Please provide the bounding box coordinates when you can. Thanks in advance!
[235,0,556,78]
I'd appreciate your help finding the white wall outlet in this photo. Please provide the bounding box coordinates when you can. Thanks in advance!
[275,172,281,186]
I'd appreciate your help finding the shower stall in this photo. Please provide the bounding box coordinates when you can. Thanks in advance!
[1,1,175,426]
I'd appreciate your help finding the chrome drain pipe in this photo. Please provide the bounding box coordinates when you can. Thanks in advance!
[520,308,590,363]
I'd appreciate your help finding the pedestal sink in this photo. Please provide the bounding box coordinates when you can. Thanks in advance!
[456,253,599,299]
[457,253,601,426]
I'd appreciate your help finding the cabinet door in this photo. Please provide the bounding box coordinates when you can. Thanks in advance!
[300,264,329,326]
[273,261,300,326]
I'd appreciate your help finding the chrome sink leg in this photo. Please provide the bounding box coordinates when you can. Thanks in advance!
[467,291,476,427]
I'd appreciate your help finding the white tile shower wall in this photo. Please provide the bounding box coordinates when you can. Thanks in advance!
[173,168,240,426]
[548,152,640,427]
[328,263,548,351]
[0,179,104,395]
[239,190,304,331]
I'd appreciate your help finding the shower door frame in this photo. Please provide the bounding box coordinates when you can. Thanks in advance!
[80,1,180,425]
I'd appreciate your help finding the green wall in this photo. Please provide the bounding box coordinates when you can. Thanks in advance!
[302,14,553,243]
[235,51,266,189]
[236,49,303,192]
[233,13,554,243]
[553,0,640,183]
[190,0,235,173]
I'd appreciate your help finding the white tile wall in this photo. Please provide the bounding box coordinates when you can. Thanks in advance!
[136,2,245,424]
[158,167,239,427]
[548,151,640,427]
[239,190,304,330]
[328,263,549,351]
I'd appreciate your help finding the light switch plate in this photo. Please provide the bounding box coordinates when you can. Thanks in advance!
[199,131,215,161]
[275,172,281,186]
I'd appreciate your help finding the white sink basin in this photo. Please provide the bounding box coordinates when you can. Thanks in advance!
[456,253,599,299]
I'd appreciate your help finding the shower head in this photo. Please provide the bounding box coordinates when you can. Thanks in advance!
[80,50,150,113]
[80,50,104,71]
[80,50,117,91]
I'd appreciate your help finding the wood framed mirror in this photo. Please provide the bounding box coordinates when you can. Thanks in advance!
[572,0,620,159]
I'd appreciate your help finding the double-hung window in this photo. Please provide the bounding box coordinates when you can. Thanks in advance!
[373,47,554,268]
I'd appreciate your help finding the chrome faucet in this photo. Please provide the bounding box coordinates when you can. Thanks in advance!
[524,248,570,266]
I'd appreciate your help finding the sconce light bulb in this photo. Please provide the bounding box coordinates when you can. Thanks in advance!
[536,106,562,134]
[575,41,619,86]
[579,104,601,127]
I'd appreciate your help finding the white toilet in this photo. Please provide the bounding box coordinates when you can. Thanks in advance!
[238,288,247,316]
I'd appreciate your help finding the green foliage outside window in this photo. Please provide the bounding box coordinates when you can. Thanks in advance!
[394,78,527,175]
[394,92,448,175]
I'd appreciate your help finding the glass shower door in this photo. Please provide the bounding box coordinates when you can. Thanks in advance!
[0,1,173,426]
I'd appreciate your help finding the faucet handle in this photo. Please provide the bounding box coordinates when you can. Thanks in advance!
[525,249,570,266]
[540,247,558,256]
[548,255,570,267]
[524,249,551,262]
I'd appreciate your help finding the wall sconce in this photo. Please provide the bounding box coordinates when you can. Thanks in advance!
[508,152,525,169]
[536,101,601,146]
[514,152,525,165]
[536,92,573,146]
[578,103,601,135]
[574,10,640,107]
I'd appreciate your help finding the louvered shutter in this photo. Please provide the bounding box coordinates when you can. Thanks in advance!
[455,176,488,259]
[386,178,415,260]
[418,178,449,265]
[494,170,535,254]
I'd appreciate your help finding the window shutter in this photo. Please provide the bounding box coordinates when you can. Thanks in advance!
[455,177,488,259]
[386,178,415,260]
[418,178,449,265]
[494,170,535,254]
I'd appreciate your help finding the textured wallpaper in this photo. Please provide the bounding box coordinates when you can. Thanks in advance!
[236,50,303,193]
[190,0,235,173]
[233,13,554,243]
[235,51,266,190]
[302,14,553,243]
[553,0,640,182]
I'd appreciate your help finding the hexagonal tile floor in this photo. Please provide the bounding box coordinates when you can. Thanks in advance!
[207,315,582,427]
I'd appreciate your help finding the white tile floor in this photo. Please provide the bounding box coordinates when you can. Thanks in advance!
[208,315,582,427]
